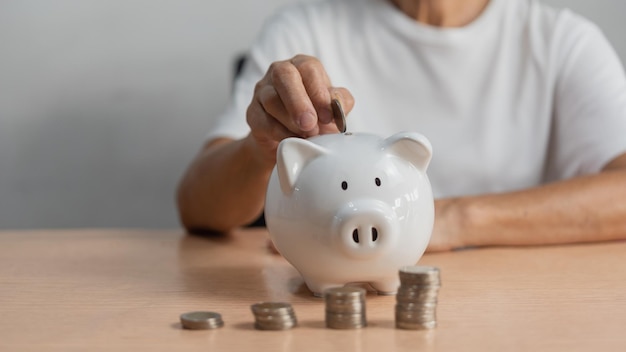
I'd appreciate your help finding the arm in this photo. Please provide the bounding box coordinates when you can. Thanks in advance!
[177,55,354,232]
[177,136,273,233]
[429,17,626,252]
[429,152,626,251]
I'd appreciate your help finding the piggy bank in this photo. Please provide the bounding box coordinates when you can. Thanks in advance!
[265,132,434,296]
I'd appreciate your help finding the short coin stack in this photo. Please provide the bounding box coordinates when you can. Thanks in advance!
[250,302,297,330]
[324,286,367,329]
[180,311,224,330]
[395,266,441,330]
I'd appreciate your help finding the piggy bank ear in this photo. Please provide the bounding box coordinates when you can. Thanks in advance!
[276,137,329,195]
[382,132,432,172]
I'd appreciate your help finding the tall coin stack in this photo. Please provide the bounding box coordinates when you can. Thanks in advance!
[324,286,367,329]
[395,266,441,330]
[250,302,297,330]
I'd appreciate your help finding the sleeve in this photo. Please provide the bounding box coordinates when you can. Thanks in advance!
[548,11,626,180]
[205,5,317,142]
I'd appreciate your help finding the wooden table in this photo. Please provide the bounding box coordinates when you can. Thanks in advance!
[1,229,625,351]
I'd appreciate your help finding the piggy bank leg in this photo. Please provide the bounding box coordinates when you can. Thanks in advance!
[303,277,344,297]
[370,278,400,295]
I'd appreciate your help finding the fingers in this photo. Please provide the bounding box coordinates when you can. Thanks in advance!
[290,56,333,124]
[247,99,302,145]
[247,54,355,161]
[267,60,319,132]
[260,55,336,133]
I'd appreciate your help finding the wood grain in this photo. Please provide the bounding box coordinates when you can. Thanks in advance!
[1,229,625,351]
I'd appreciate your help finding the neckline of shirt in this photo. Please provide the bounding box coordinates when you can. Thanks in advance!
[371,0,504,47]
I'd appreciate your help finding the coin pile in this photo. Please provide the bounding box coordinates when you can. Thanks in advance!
[180,311,224,330]
[395,266,441,330]
[324,286,367,329]
[250,302,297,330]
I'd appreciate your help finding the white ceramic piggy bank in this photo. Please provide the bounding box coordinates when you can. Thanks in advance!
[265,132,434,296]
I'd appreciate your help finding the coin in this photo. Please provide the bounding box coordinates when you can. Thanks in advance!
[331,98,347,133]
[396,320,437,330]
[398,265,441,285]
[251,302,297,330]
[180,311,224,330]
[395,265,441,330]
[251,302,294,316]
[324,286,367,329]
[324,286,366,298]
[325,312,366,329]
[396,288,440,302]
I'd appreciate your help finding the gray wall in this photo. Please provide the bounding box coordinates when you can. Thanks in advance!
[0,0,624,230]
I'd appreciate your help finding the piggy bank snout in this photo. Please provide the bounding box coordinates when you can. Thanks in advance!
[333,200,398,261]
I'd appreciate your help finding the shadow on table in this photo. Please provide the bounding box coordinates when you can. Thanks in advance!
[176,232,318,301]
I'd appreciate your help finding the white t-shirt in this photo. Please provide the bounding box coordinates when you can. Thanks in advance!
[208,0,626,198]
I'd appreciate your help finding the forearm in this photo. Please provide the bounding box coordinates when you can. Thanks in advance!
[435,169,626,250]
[177,136,273,232]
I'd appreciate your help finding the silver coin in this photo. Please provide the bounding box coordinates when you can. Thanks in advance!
[396,291,439,303]
[396,320,437,330]
[326,312,367,329]
[331,98,347,133]
[254,315,296,322]
[251,302,294,316]
[396,302,437,310]
[395,309,437,320]
[399,266,441,284]
[180,311,224,330]
[396,306,436,313]
[326,312,367,321]
[326,299,365,307]
[251,302,297,331]
[397,284,440,292]
[399,266,440,275]
[324,286,366,298]
[397,286,440,294]
[255,320,297,331]
[325,304,366,314]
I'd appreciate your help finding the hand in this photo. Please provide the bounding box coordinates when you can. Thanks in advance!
[245,54,355,165]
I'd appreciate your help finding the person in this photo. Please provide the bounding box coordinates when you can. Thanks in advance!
[177,0,626,252]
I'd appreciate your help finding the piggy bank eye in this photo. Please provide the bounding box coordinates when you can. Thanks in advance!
[375,177,381,187]
[341,181,348,190]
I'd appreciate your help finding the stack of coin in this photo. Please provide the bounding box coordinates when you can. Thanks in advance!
[180,311,224,330]
[395,266,441,330]
[250,302,297,330]
[324,286,367,329]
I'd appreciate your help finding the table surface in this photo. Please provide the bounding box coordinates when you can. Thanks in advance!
[1,229,626,351]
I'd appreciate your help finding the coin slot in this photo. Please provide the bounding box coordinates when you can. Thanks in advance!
[372,227,378,242]
[352,229,359,243]
[342,181,348,190]
[375,177,381,187]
